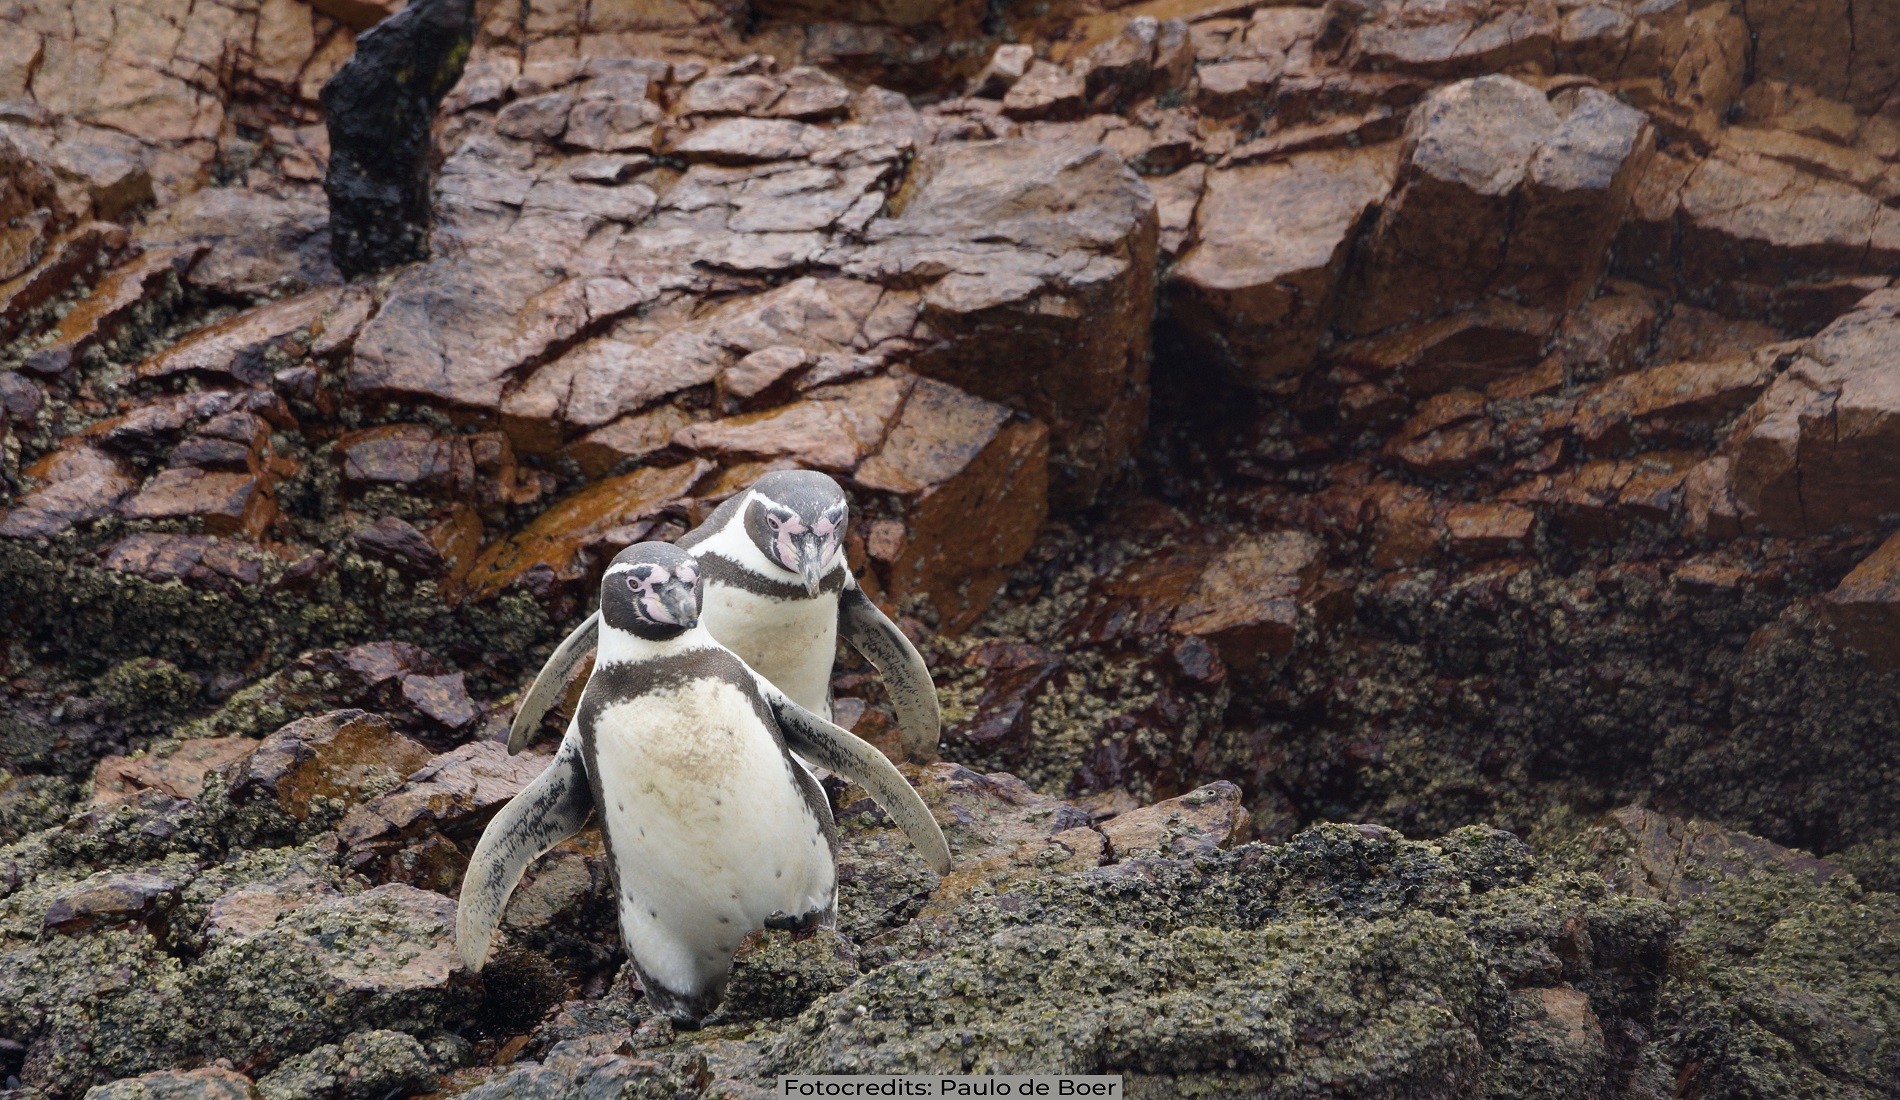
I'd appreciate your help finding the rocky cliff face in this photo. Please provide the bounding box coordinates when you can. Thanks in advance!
[1,0,1898,1095]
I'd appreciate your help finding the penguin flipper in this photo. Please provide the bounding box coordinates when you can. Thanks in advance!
[836,583,941,764]
[507,611,601,754]
[457,729,595,972]
[766,692,952,876]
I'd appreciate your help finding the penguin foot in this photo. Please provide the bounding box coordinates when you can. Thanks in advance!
[764,908,825,934]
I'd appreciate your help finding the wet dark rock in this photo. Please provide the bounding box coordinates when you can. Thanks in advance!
[320,0,477,276]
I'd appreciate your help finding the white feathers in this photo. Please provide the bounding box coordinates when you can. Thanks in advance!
[590,673,834,997]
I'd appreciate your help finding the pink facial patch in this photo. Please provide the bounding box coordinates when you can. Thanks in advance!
[628,567,679,624]
[767,512,807,570]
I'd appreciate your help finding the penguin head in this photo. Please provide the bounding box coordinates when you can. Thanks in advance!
[602,542,702,639]
[742,469,848,597]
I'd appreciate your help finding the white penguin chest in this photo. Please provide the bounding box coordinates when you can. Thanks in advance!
[587,677,834,973]
[699,586,837,715]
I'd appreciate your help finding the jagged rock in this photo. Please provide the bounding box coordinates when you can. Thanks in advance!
[138,189,335,298]
[321,0,477,275]
[1345,75,1559,334]
[22,246,195,378]
[0,220,127,344]
[138,287,367,387]
[852,378,1049,632]
[119,467,276,539]
[42,869,180,935]
[1170,143,1400,386]
[93,739,258,807]
[83,1067,259,1100]
[1818,532,1900,669]
[253,1029,436,1100]
[0,132,66,282]
[1167,531,1325,669]
[336,741,549,880]
[1000,62,1085,122]
[0,446,139,537]
[189,885,477,1068]
[1095,780,1246,858]
[720,928,860,1023]
[456,459,707,607]
[852,139,1157,508]
[214,710,432,842]
[970,44,1033,98]
[1727,289,1900,534]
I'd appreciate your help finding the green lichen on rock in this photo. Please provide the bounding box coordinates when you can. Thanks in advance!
[1654,851,1900,1098]
[718,929,861,1025]
[255,1029,437,1100]
[91,659,202,725]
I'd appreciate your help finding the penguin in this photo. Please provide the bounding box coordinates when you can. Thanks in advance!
[506,469,940,764]
[459,542,952,1027]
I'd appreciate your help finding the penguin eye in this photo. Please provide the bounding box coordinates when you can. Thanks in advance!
[766,514,784,531]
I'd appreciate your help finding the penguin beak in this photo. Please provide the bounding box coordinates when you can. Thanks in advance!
[799,552,823,598]
[661,584,699,630]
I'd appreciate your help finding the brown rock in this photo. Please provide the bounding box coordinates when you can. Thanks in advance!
[674,373,912,472]
[1333,301,1554,396]
[219,710,433,825]
[1222,107,1401,166]
[1386,391,1497,477]
[495,92,574,143]
[335,424,476,501]
[1496,87,1653,311]
[119,467,275,538]
[680,74,780,116]
[1171,142,1399,386]
[564,404,695,478]
[1571,353,1778,456]
[942,642,1062,766]
[1818,531,1900,668]
[137,187,335,298]
[44,131,153,221]
[103,533,266,593]
[1444,502,1535,559]
[970,44,1034,98]
[82,1067,259,1100]
[0,132,65,283]
[1001,62,1085,122]
[1343,75,1559,336]
[459,460,707,603]
[1195,58,1282,118]
[1546,292,1662,383]
[671,118,821,164]
[1509,451,1700,542]
[43,869,179,935]
[770,68,854,120]
[1727,290,1900,534]
[0,445,138,537]
[1096,781,1247,860]
[719,345,811,402]
[23,246,199,378]
[854,378,1050,631]
[1356,5,1556,78]
[138,286,367,386]
[1169,531,1324,668]
[563,97,663,153]
[93,738,258,807]
[204,875,342,944]
[0,221,127,343]
[353,516,447,578]
[338,740,552,851]
[1677,152,1900,309]
[1600,805,1838,903]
